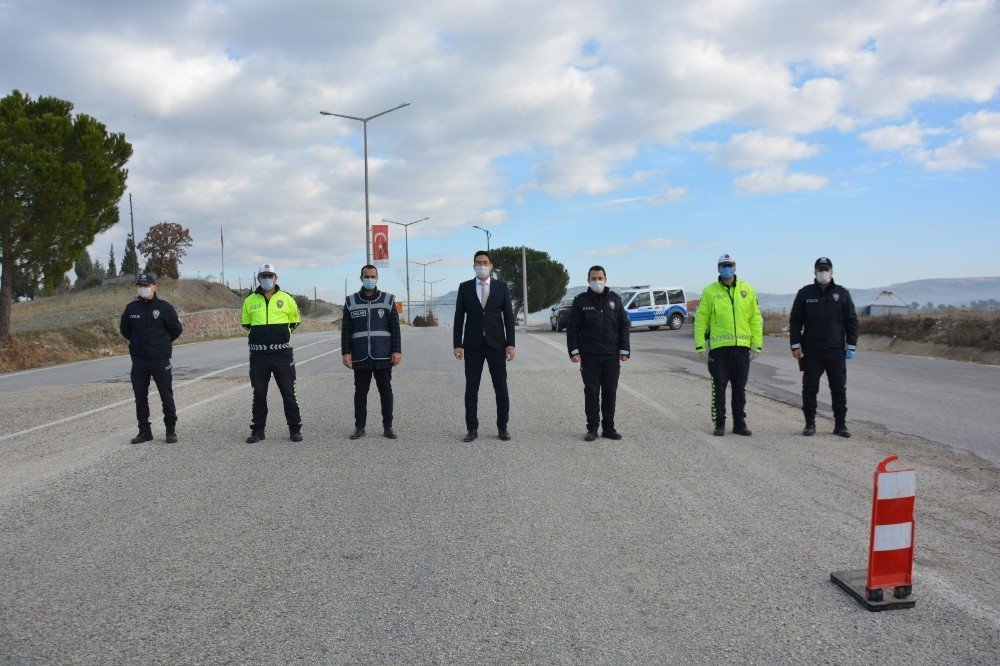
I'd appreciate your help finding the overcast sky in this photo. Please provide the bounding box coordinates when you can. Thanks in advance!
[3,0,999,304]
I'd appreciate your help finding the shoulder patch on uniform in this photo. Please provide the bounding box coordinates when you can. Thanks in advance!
[610,301,616,309]
[153,309,160,319]
[741,290,747,298]
[833,292,840,301]
[276,299,284,309]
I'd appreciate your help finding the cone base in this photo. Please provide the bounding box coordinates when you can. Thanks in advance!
[831,569,916,612]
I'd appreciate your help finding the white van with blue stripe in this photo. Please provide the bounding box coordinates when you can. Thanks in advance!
[618,285,688,330]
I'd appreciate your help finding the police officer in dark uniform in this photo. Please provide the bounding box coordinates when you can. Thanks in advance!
[342,264,402,439]
[119,273,183,444]
[789,257,859,438]
[566,265,631,441]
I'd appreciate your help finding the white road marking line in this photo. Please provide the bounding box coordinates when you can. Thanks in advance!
[0,344,340,443]
[0,332,334,380]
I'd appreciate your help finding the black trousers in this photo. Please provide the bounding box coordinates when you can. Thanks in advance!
[249,351,301,433]
[131,358,176,430]
[354,366,393,428]
[801,346,847,422]
[581,354,620,431]
[708,346,750,426]
[464,342,509,431]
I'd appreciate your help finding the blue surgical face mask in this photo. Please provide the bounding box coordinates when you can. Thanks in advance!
[719,266,735,280]
[362,277,377,291]
[259,278,275,291]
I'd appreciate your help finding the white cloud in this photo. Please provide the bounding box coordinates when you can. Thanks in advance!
[585,237,689,256]
[859,120,929,151]
[1,0,998,279]
[924,110,1000,171]
[699,130,821,170]
[734,168,828,195]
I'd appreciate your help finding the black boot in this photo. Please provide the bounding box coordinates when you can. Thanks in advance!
[350,427,366,439]
[165,427,178,443]
[834,420,851,438]
[713,420,725,436]
[246,428,266,443]
[130,428,153,444]
[802,416,816,436]
[733,422,752,436]
[584,428,598,442]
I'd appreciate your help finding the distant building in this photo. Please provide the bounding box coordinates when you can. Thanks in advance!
[866,290,911,317]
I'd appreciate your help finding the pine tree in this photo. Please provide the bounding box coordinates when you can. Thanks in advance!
[74,253,94,284]
[121,233,140,276]
[108,244,117,276]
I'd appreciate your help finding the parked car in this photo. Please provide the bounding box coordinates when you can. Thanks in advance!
[549,298,574,331]
[617,285,689,330]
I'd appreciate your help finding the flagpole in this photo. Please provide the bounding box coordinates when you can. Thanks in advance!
[220,226,225,286]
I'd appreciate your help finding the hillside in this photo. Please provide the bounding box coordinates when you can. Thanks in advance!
[753,276,1000,313]
[2,279,340,373]
[10,279,245,333]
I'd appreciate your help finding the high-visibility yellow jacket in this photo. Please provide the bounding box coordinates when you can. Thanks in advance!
[241,287,301,353]
[694,278,763,352]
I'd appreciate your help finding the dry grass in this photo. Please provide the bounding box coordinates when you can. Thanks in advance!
[763,309,1000,352]
[10,279,244,333]
[2,280,343,373]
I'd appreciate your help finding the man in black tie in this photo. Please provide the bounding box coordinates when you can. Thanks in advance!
[453,250,517,442]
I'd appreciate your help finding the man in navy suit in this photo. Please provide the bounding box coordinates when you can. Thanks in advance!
[453,250,517,442]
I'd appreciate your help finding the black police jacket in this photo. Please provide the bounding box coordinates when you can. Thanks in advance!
[119,296,183,360]
[789,280,859,349]
[566,288,631,357]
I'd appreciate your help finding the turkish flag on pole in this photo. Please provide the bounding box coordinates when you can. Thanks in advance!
[372,224,389,261]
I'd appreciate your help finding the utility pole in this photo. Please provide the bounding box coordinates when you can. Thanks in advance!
[411,260,441,318]
[314,286,318,313]
[220,225,225,286]
[521,245,529,326]
[129,193,137,281]
[320,103,411,264]
[473,225,492,252]
[425,278,444,325]
[384,216,428,324]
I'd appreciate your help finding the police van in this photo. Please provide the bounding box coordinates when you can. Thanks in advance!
[618,285,688,330]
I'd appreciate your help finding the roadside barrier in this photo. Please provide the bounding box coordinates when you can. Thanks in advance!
[831,455,916,611]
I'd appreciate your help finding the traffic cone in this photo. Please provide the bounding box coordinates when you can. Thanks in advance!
[831,455,917,611]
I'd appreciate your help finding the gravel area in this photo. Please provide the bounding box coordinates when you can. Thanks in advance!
[1,328,997,662]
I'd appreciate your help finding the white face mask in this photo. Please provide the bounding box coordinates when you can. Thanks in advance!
[137,286,153,299]
[589,279,606,293]
[474,265,491,280]
[816,271,832,285]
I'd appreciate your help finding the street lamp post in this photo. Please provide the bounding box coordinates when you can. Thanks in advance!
[472,225,492,252]
[383,216,428,324]
[411,259,441,318]
[320,103,410,264]
[424,278,444,325]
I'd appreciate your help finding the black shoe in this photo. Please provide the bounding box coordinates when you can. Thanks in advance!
[463,429,478,442]
[585,430,598,442]
[290,432,303,442]
[802,422,816,436]
[733,425,752,436]
[130,430,153,444]
[713,424,725,437]
[834,425,852,438]
[383,427,397,439]
[498,429,511,441]
[246,430,265,443]
[164,428,178,444]
[602,429,622,440]
[350,427,366,440]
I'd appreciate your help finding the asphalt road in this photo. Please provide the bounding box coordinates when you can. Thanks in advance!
[1,327,997,662]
